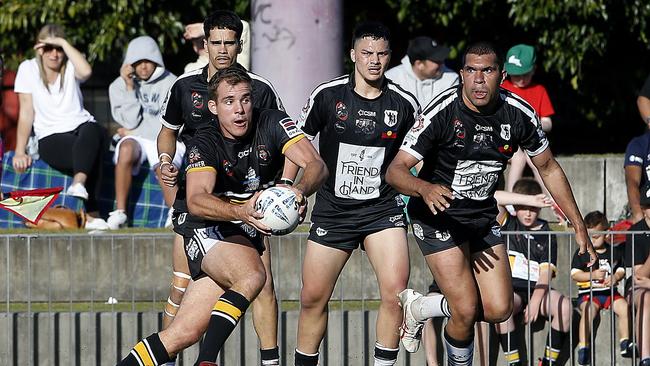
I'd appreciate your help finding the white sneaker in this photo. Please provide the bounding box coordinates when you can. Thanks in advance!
[107,209,128,230]
[164,207,174,228]
[66,182,89,200]
[85,217,110,230]
[398,289,425,353]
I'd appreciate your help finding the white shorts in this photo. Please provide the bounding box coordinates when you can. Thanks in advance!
[113,136,186,175]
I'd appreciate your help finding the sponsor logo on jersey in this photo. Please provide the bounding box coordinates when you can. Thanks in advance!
[434,229,451,241]
[389,214,404,223]
[316,227,328,236]
[381,130,397,139]
[473,133,493,150]
[355,118,376,134]
[238,147,252,159]
[240,223,257,238]
[187,161,206,170]
[243,167,260,191]
[411,114,425,133]
[336,101,348,121]
[222,160,234,176]
[335,143,384,200]
[191,91,204,109]
[451,160,502,200]
[490,225,502,238]
[500,124,511,140]
[257,145,270,163]
[358,109,377,117]
[191,110,202,121]
[188,146,201,164]
[498,144,513,154]
[413,224,424,240]
[384,110,398,127]
[177,212,187,225]
[395,195,406,207]
[186,238,199,260]
[475,125,493,132]
[334,120,346,133]
[280,119,300,138]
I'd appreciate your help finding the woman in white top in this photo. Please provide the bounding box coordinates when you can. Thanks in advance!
[12,24,108,229]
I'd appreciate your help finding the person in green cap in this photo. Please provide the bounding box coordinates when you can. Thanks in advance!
[501,44,563,221]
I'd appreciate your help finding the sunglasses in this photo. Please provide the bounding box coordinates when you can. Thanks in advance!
[43,44,64,53]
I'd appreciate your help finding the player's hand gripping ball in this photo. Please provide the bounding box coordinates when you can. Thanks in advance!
[255,186,300,235]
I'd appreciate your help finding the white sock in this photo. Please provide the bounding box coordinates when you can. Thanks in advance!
[412,293,451,321]
[443,331,474,366]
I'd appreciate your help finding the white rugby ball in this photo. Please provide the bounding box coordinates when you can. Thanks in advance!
[255,186,300,235]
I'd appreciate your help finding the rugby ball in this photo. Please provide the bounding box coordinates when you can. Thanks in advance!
[255,186,300,235]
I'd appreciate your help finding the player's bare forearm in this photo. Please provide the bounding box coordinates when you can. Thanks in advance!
[282,159,301,182]
[637,95,650,124]
[571,270,591,282]
[187,192,242,222]
[625,166,643,222]
[294,159,327,198]
[157,126,178,159]
[386,151,428,197]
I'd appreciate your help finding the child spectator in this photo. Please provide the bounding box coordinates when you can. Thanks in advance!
[495,178,571,366]
[12,24,108,230]
[571,211,632,365]
[107,36,182,229]
[625,184,650,366]
[501,45,559,222]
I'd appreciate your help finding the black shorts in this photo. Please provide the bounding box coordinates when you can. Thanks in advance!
[308,205,407,251]
[172,211,265,280]
[410,214,502,256]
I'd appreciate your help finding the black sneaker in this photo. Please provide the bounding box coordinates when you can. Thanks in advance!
[578,347,590,366]
[639,358,650,366]
[621,339,636,358]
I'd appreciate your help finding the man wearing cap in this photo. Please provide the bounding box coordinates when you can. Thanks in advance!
[108,35,183,230]
[386,36,459,108]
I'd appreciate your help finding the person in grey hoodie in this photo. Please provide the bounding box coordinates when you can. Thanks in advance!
[385,36,459,109]
[108,36,182,229]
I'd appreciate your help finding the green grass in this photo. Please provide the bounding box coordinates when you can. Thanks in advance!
[3,299,380,313]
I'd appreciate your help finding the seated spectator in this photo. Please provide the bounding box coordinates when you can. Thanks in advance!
[107,36,182,230]
[626,96,650,223]
[495,178,570,366]
[571,211,632,365]
[12,24,108,230]
[501,45,559,221]
[385,36,459,108]
[625,185,650,366]
[0,55,18,151]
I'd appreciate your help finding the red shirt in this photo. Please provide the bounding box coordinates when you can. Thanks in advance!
[501,79,555,118]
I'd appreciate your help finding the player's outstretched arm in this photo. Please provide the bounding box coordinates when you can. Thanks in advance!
[386,150,453,215]
[531,148,597,266]
[283,138,327,199]
[157,126,179,187]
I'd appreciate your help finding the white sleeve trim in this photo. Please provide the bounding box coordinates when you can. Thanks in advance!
[400,146,424,162]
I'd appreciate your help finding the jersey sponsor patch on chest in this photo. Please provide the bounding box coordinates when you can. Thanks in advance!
[335,142,385,200]
[451,160,503,200]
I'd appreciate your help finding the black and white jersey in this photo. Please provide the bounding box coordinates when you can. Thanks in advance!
[501,214,557,290]
[297,74,419,216]
[572,245,625,295]
[179,108,304,227]
[160,64,284,144]
[402,85,548,227]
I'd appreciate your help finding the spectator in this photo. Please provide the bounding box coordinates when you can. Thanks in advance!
[626,106,650,223]
[501,45,556,201]
[625,184,650,366]
[494,178,570,366]
[0,55,18,151]
[385,36,459,108]
[637,74,650,125]
[183,19,251,72]
[12,24,108,230]
[107,36,182,230]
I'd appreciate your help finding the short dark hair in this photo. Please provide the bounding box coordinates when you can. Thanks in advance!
[351,21,391,49]
[512,178,542,196]
[208,64,251,101]
[462,41,502,70]
[204,10,243,43]
[584,211,608,229]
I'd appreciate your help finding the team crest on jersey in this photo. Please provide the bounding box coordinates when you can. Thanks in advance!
[473,133,493,150]
[395,195,406,207]
[334,120,346,133]
[191,91,203,109]
[384,110,398,127]
[410,114,425,133]
[500,124,511,140]
[177,212,187,225]
[243,167,260,191]
[491,225,502,238]
[257,145,270,164]
[222,160,234,176]
[280,118,300,138]
[336,101,349,121]
[188,146,201,164]
[191,110,202,121]
[413,224,424,240]
[453,119,466,148]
